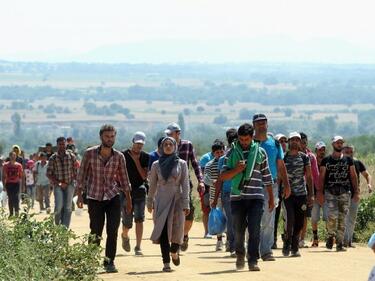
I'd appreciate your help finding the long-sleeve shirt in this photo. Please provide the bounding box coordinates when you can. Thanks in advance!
[178,139,203,183]
[47,151,77,185]
[76,145,131,201]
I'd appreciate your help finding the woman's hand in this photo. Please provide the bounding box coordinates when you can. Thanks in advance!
[183,209,190,216]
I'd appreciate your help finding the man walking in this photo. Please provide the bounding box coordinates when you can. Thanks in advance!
[343,145,372,247]
[121,132,149,256]
[77,124,132,273]
[317,136,359,251]
[253,114,291,261]
[47,137,77,228]
[34,152,51,213]
[221,123,275,271]
[165,122,205,251]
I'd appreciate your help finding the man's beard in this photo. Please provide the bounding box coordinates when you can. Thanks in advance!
[102,141,114,148]
[334,147,343,152]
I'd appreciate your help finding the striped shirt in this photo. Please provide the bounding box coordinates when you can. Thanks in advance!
[224,147,273,201]
[203,158,220,201]
[76,145,131,201]
[47,151,77,185]
[178,139,203,183]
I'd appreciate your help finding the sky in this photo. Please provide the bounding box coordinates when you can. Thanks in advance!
[1,0,375,63]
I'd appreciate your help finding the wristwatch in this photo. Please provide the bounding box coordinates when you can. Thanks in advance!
[58,182,62,187]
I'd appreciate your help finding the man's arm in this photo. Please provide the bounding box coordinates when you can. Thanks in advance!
[305,164,314,207]
[317,166,326,206]
[46,157,58,186]
[277,159,291,199]
[361,170,372,192]
[350,165,359,202]
[118,154,132,214]
[189,143,203,184]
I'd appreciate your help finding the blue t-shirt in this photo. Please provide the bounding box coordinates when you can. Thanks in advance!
[218,154,232,193]
[200,152,214,170]
[148,150,160,170]
[258,136,284,180]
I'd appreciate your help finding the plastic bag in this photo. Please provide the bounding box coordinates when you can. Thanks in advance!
[208,207,227,235]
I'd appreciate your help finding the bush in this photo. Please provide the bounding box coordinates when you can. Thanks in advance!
[0,211,101,280]
[355,193,375,242]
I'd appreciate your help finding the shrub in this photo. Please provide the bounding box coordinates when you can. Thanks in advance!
[355,193,375,242]
[0,211,101,280]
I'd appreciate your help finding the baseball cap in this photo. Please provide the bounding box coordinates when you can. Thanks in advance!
[288,131,301,140]
[164,123,181,135]
[332,135,344,143]
[315,141,326,150]
[252,113,267,122]
[368,233,375,249]
[275,133,287,141]
[133,131,146,144]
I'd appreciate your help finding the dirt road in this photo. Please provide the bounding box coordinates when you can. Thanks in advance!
[69,208,373,281]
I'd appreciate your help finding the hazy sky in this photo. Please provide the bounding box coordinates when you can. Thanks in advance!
[1,0,375,62]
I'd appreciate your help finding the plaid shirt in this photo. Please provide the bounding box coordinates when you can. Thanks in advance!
[178,139,203,183]
[76,145,131,201]
[47,151,77,185]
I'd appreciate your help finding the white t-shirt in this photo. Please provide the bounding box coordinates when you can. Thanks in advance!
[25,169,34,185]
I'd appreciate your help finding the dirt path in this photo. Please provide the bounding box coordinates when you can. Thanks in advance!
[69,208,374,281]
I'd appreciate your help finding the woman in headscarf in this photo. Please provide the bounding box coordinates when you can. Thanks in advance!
[147,137,190,272]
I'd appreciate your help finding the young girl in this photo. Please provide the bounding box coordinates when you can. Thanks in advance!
[24,160,36,209]
[147,137,190,272]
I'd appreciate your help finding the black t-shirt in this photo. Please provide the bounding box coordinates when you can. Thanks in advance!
[354,159,366,184]
[321,155,353,195]
[123,149,150,199]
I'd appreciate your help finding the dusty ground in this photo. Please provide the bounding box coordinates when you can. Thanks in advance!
[66,207,374,281]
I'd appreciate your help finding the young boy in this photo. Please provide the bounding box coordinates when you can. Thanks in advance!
[25,160,36,209]
[203,140,225,251]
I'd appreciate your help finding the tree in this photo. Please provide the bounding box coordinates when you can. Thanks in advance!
[178,113,186,137]
[213,115,228,125]
[11,112,21,136]
[238,108,253,120]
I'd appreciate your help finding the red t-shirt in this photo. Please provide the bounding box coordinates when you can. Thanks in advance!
[3,162,23,184]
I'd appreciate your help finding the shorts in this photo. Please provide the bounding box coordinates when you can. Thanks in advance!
[120,192,146,229]
[200,184,211,215]
[185,180,195,221]
[311,201,328,224]
[306,205,312,218]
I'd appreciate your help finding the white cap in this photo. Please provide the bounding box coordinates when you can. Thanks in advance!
[288,131,301,140]
[331,135,344,143]
[275,133,287,141]
[133,131,146,144]
[315,141,326,150]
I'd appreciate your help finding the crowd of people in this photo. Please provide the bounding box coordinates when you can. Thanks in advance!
[0,114,373,275]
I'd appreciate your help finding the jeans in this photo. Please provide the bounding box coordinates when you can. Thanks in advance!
[54,183,75,228]
[260,182,279,257]
[160,219,180,264]
[344,197,359,244]
[88,195,121,263]
[37,184,50,210]
[311,201,328,224]
[120,192,146,228]
[221,192,235,252]
[26,184,36,208]
[284,195,307,252]
[6,183,20,216]
[231,199,264,264]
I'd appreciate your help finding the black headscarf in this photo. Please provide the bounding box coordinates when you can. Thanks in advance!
[158,137,179,181]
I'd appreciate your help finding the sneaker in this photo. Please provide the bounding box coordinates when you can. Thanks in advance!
[225,243,231,252]
[204,233,213,239]
[122,236,131,252]
[336,243,347,252]
[271,242,277,249]
[291,251,301,257]
[134,246,143,256]
[248,263,260,271]
[230,251,237,258]
[299,240,308,248]
[216,240,224,251]
[348,242,356,248]
[104,262,118,273]
[181,236,189,252]
[326,236,334,250]
[261,253,276,261]
[311,240,319,247]
[236,254,245,270]
[282,243,290,257]
[162,263,172,272]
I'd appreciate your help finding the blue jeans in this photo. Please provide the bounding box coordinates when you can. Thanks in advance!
[231,199,264,264]
[26,184,36,208]
[260,182,279,257]
[221,192,235,252]
[54,183,75,228]
[344,197,359,244]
